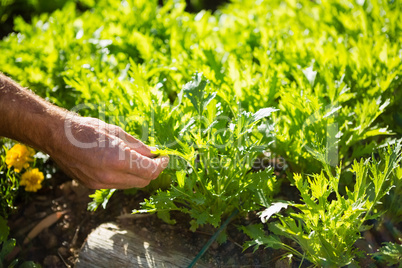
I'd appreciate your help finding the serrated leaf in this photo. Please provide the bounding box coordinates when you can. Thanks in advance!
[379,98,391,111]
[176,170,186,188]
[196,211,209,225]
[359,224,373,232]
[318,234,338,262]
[259,202,289,223]
[190,219,198,232]
[157,210,176,225]
[132,209,156,214]
[303,65,317,85]
[182,72,212,115]
[151,147,195,164]
[373,241,402,265]
[204,92,217,109]
[323,105,342,119]
[241,224,282,252]
[216,231,228,244]
[192,191,206,205]
[252,107,278,122]
[88,189,116,211]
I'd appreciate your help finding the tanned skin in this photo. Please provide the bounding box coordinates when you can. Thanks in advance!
[0,73,169,189]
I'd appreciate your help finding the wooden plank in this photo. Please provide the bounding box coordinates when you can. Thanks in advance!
[76,223,207,268]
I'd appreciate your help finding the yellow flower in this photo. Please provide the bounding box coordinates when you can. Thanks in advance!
[5,144,35,173]
[20,168,44,192]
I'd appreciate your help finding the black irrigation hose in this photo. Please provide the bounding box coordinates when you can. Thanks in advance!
[187,209,240,268]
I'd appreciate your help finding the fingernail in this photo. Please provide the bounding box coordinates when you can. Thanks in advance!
[150,146,158,152]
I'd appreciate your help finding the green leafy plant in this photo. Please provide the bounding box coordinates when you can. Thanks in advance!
[373,240,402,267]
[243,141,402,266]
[0,141,19,218]
[133,73,279,232]
[1,0,402,264]
[0,215,40,268]
[380,163,402,224]
[88,189,116,211]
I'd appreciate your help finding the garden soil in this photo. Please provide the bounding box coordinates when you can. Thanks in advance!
[7,169,285,268]
[7,168,389,268]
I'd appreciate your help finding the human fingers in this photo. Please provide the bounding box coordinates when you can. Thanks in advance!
[55,157,155,189]
[118,129,158,158]
[125,150,169,180]
[93,171,154,189]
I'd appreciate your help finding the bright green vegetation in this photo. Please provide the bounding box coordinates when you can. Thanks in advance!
[243,143,402,266]
[373,239,402,267]
[1,0,402,266]
[0,141,19,217]
[133,72,279,232]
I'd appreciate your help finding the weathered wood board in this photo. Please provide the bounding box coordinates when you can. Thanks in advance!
[76,223,207,268]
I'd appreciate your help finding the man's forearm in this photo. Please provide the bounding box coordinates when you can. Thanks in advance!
[0,73,64,155]
[0,73,169,189]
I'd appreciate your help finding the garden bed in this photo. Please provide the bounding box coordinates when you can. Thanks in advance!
[8,171,284,267]
[7,168,401,267]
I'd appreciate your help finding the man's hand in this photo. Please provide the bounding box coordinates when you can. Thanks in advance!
[0,73,169,189]
[52,115,169,189]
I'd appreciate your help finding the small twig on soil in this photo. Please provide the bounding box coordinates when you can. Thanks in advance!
[23,210,67,245]
[71,215,88,247]
[57,251,71,268]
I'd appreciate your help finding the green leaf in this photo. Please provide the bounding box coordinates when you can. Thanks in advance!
[0,216,9,243]
[88,189,116,211]
[302,65,317,86]
[252,108,278,122]
[318,234,338,264]
[18,261,41,268]
[0,238,15,261]
[151,147,195,164]
[373,240,402,266]
[216,231,228,244]
[182,72,215,115]
[157,211,176,225]
[190,219,198,232]
[241,224,282,252]
[176,170,186,188]
[196,211,209,225]
[259,202,289,223]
